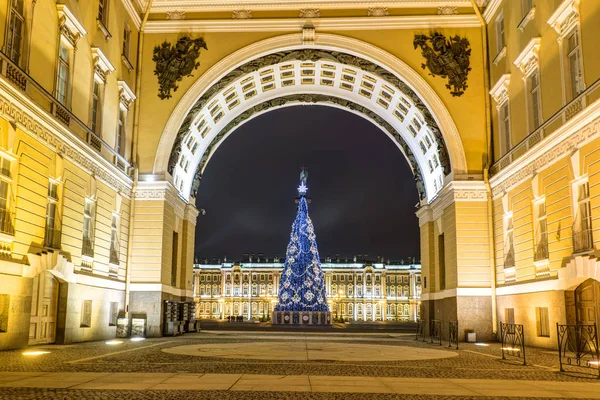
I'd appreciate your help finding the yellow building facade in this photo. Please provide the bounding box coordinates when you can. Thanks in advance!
[0,0,598,350]
[194,261,421,322]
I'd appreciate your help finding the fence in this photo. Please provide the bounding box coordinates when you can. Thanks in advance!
[557,323,600,378]
[448,320,458,349]
[430,319,442,346]
[500,322,526,365]
[415,319,426,341]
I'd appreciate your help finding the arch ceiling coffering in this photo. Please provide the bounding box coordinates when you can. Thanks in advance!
[157,35,467,204]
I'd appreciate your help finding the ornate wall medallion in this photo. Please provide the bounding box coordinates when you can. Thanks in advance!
[153,37,208,100]
[413,32,471,97]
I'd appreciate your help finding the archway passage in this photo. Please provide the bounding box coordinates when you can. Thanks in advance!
[165,48,456,203]
[194,105,420,261]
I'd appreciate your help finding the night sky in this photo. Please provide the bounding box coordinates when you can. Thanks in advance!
[194,105,420,263]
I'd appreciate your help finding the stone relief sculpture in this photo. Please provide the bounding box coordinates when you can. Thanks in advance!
[153,36,208,100]
[413,32,471,97]
[167,49,452,177]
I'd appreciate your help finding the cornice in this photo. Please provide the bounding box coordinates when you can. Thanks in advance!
[417,180,487,224]
[121,0,142,29]
[144,14,480,33]
[489,73,510,105]
[482,0,501,24]
[143,0,480,12]
[184,204,200,224]
[490,98,600,197]
[135,180,187,217]
[513,38,540,76]
[0,80,132,196]
[547,0,579,38]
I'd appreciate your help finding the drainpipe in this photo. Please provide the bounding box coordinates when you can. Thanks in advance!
[470,0,498,336]
[125,0,154,321]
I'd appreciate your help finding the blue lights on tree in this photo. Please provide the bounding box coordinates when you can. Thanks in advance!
[274,172,329,312]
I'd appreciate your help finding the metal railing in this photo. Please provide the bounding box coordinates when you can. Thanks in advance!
[415,318,426,341]
[82,237,94,257]
[573,228,594,254]
[430,319,442,346]
[557,323,600,378]
[0,52,132,177]
[448,320,459,349]
[44,227,61,249]
[500,322,526,365]
[0,209,14,236]
[491,78,600,175]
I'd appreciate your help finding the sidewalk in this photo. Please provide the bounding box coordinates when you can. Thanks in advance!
[0,372,598,397]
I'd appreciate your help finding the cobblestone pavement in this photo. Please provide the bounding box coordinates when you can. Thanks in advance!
[1,331,598,399]
[0,389,571,400]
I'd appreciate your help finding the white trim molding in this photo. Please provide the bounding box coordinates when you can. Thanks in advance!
[91,48,115,83]
[121,0,142,29]
[547,0,580,39]
[56,4,87,40]
[144,15,480,33]
[513,38,541,76]
[489,74,510,107]
[118,80,136,109]
[421,287,492,300]
[143,0,482,12]
[135,180,187,218]
[417,180,487,225]
[482,0,501,23]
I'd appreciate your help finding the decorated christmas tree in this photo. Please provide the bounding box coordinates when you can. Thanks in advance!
[274,170,329,314]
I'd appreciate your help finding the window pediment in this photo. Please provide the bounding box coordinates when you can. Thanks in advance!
[56,5,87,46]
[514,38,541,76]
[91,48,115,83]
[118,81,136,110]
[490,74,510,105]
[547,0,580,38]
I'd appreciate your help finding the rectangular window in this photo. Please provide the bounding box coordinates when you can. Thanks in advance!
[567,29,583,100]
[529,70,542,130]
[91,80,101,133]
[536,307,550,337]
[109,302,118,326]
[6,0,25,65]
[98,0,108,25]
[44,181,60,248]
[499,102,511,155]
[533,200,548,261]
[116,109,125,156]
[109,213,120,265]
[56,42,70,105]
[522,0,533,16]
[503,212,515,268]
[495,13,505,54]
[81,300,92,328]
[122,24,131,59]
[0,157,12,235]
[82,199,95,257]
[573,181,593,253]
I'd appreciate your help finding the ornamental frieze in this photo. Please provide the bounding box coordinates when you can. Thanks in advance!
[169,48,451,178]
[0,95,132,196]
[189,94,427,201]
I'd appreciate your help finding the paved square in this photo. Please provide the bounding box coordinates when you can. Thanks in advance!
[0,330,599,399]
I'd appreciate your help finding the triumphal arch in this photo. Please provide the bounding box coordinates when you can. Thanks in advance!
[2,0,599,350]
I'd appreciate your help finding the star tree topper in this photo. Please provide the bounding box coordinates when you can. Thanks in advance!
[298,168,308,196]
